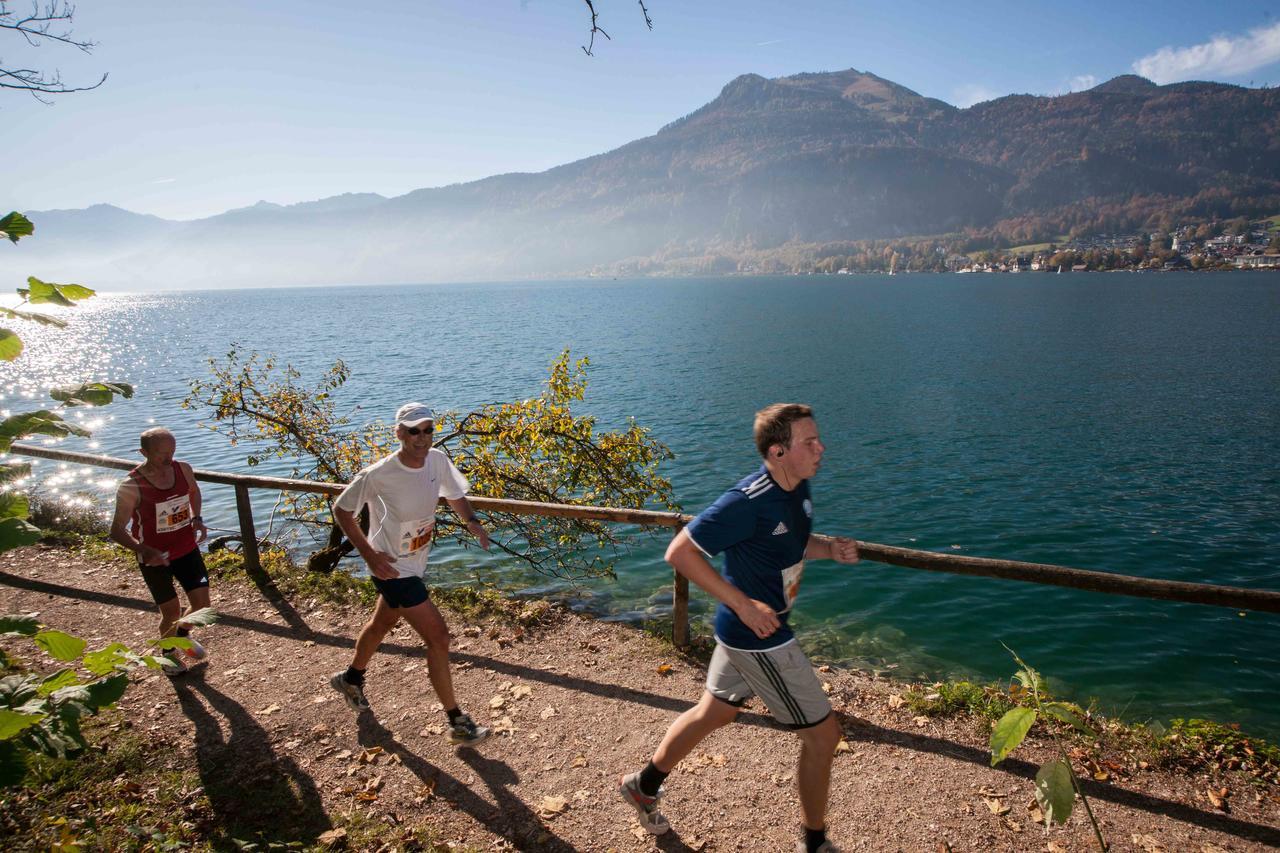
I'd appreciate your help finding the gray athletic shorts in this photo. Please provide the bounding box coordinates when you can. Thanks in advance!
[706,640,832,730]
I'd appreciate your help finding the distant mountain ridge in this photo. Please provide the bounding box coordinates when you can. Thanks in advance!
[5,69,1278,289]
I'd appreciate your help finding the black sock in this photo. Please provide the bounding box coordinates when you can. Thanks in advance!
[804,827,827,853]
[446,707,464,724]
[344,666,365,687]
[176,626,191,638]
[638,760,669,797]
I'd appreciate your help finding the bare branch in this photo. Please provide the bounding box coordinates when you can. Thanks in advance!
[638,0,653,30]
[581,0,610,57]
[1,1,106,99]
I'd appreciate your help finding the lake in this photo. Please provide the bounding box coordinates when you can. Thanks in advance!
[4,272,1278,737]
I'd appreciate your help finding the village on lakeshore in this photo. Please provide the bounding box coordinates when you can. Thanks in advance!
[809,215,1280,276]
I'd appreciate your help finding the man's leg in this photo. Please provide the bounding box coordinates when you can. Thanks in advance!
[397,598,456,709]
[653,690,740,772]
[157,596,182,639]
[182,585,211,619]
[794,714,841,832]
[352,596,400,670]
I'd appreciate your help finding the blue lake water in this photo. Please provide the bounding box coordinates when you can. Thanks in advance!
[4,272,1279,738]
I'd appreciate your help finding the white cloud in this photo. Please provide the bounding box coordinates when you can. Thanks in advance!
[1133,21,1280,84]
[149,178,176,185]
[952,84,1001,108]
[1067,74,1098,92]
[755,39,784,47]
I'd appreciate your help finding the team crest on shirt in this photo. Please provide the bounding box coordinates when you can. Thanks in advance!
[802,498,812,518]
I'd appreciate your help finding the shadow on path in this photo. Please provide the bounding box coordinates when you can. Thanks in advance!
[8,570,1275,846]
[356,714,578,852]
[171,673,332,846]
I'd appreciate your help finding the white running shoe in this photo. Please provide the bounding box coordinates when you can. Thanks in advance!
[619,771,670,835]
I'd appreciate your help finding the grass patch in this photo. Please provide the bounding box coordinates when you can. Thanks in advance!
[1156,718,1280,784]
[903,679,1014,725]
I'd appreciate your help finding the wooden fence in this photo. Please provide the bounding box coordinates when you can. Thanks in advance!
[8,442,1280,647]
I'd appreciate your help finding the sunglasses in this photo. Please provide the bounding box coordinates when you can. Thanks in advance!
[403,424,434,436]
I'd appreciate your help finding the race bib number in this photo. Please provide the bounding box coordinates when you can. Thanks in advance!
[155,494,192,533]
[398,518,435,558]
[780,560,805,613]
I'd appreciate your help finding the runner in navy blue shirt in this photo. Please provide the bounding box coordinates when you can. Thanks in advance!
[619,404,860,853]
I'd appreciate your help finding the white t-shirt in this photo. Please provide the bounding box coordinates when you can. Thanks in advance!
[334,449,469,578]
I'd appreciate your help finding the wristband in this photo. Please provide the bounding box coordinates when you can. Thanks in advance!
[193,515,204,525]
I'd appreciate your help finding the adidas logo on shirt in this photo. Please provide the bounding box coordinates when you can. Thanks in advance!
[771,521,789,536]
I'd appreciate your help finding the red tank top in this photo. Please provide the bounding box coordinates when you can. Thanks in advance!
[128,462,198,559]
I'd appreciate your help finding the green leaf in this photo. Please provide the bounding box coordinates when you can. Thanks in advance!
[0,462,32,485]
[1034,759,1076,825]
[24,277,95,307]
[0,516,41,552]
[0,708,45,740]
[37,669,80,697]
[33,630,86,662]
[0,740,29,788]
[179,607,219,628]
[150,636,194,652]
[0,615,39,637]
[50,381,135,407]
[0,329,20,362]
[0,492,30,521]
[0,212,34,243]
[82,643,131,676]
[990,706,1037,766]
[0,306,67,327]
[84,673,128,711]
[0,409,91,451]
[1043,701,1094,735]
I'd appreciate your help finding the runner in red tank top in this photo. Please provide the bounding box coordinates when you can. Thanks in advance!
[110,427,212,674]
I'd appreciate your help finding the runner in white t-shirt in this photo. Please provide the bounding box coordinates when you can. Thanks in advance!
[327,402,492,746]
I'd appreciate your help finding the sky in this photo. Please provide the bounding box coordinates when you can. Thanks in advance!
[4,0,1280,221]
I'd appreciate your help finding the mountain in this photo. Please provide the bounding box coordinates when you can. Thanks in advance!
[5,70,1278,289]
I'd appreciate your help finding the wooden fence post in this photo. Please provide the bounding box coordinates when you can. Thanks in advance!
[673,572,689,648]
[234,484,261,576]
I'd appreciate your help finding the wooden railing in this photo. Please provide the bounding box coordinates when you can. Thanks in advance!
[7,442,1280,647]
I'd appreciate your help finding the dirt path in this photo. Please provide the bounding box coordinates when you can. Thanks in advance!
[1,543,1277,852]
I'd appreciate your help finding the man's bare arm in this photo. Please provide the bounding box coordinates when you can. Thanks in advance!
[445,496,490,550]
[334,506,398,579]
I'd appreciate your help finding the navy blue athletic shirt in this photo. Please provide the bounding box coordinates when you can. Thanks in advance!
[685,465,813,651]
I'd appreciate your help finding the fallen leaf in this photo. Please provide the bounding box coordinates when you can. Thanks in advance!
[571,755,588,768]
[1206,786,1229,811]
[317,828,348,847]
[335,749,352,760]
[539,706,557,720]
[538,795,569,818]
[822,682,833,694]
[511,684,532,700]
[414,778,437,804]
[834,739,852,755]
[357,747,384,764]
[488,627,501,639]
[656,663,674,676]
[1131,834,1165,853]
[1046,842,1068,853]
[913,715,930,727]
[259,703,282,716]
[887,694,905,709]
[984,797,1010,816]
[1000,816,1022,833]
[490,695,507,710]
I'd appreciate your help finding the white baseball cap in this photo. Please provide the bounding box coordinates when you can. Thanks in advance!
[395,402,434,427]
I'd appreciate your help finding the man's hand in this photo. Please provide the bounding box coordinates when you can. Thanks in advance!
[830,536,859,564]
[732,597,780,639]
[362,550,399,580]
[466,519,490,550]
[139,545,170,567]
[194,521,208,544]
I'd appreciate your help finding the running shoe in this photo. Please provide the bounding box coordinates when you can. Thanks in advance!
[447,713,489,746]
[329,671,371,712]
[619,771,670,835]
[180,638,209,667]
[158,653,187,676]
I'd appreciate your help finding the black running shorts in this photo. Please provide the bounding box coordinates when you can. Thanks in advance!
[139,547,209,606]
